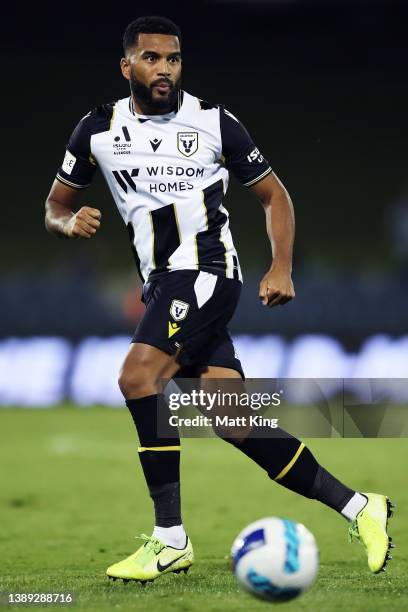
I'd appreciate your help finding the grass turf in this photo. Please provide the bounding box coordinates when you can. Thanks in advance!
[0,406,406,611]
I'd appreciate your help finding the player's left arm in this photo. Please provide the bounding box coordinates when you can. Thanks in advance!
[219,106,295,307]
[250,172,295,307]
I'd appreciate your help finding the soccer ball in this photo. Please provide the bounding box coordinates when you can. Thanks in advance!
[231,517,319,602]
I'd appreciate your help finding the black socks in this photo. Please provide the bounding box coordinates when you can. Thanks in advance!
[149,482,182,528]
[126,394,356,523]
[308,465,355,512]
[126,394,182,527]
[222,428,355,514]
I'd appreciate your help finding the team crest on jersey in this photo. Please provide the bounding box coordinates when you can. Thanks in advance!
[177,132,198,157]
[170,299,190,321]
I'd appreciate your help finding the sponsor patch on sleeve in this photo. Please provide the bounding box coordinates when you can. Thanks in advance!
[62,150,77,175]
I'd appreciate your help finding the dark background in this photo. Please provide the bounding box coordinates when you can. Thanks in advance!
[2,0,408,344]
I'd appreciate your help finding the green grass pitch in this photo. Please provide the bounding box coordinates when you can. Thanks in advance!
[0,406,407,611]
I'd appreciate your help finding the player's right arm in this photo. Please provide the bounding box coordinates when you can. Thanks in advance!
[45,180,101,238]
[45,110,101,238]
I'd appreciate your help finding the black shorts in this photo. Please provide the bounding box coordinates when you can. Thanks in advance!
[132,270,244,378]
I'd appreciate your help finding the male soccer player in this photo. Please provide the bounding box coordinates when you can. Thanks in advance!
[45,16,394,583]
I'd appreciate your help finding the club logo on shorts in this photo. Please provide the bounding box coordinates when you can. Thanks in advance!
[170,299,189,321]
[177,132,198,157]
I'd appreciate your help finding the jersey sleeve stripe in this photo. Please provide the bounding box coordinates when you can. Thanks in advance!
[56,174,90,189]
[243,167,272,187]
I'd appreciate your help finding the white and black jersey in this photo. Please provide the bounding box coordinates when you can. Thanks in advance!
[57,91,272,284]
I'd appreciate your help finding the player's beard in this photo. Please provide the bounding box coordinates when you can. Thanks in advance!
[129,73,180,112]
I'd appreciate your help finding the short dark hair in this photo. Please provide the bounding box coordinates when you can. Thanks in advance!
[123,16,181,54]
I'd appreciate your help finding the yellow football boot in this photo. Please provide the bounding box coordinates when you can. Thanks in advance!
[348,493,395,573]
[106,534,194,584]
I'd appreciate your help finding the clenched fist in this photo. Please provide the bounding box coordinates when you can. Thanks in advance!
[259,267,295,307]
[64,206,101,238]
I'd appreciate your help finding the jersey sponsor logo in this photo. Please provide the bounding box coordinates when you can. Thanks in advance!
[170,299,189,321]
[114,126,131,142]
[247,147,264,164]
[112,168,139,193]
[62,150,76,175]
[177,132,198,157]
[146,166,204,178]
[147,164,203,193]
[150,138,162,152]
[150,182,194,193]
[113,127,132,155]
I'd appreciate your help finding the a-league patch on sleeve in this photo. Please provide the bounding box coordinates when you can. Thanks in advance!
[61,150,77,175]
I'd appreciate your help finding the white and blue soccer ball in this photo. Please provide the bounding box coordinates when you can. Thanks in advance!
[231,517,319,602]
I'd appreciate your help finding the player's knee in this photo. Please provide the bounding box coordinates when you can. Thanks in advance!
[118,362,157,399]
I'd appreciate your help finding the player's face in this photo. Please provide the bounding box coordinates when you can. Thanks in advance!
[121,33,182,113]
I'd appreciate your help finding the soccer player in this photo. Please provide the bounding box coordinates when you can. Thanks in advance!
[45,16,394,583]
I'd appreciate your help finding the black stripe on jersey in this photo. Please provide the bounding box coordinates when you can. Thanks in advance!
[127,222,143,281]
[196,179,228,275]
[150,204,181,274]
[232,255,239,281]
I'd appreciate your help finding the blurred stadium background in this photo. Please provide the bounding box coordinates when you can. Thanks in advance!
[2,0,408,406]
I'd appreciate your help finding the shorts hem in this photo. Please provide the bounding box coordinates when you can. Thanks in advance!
[131,337,178,358]
[199,362,245,380]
